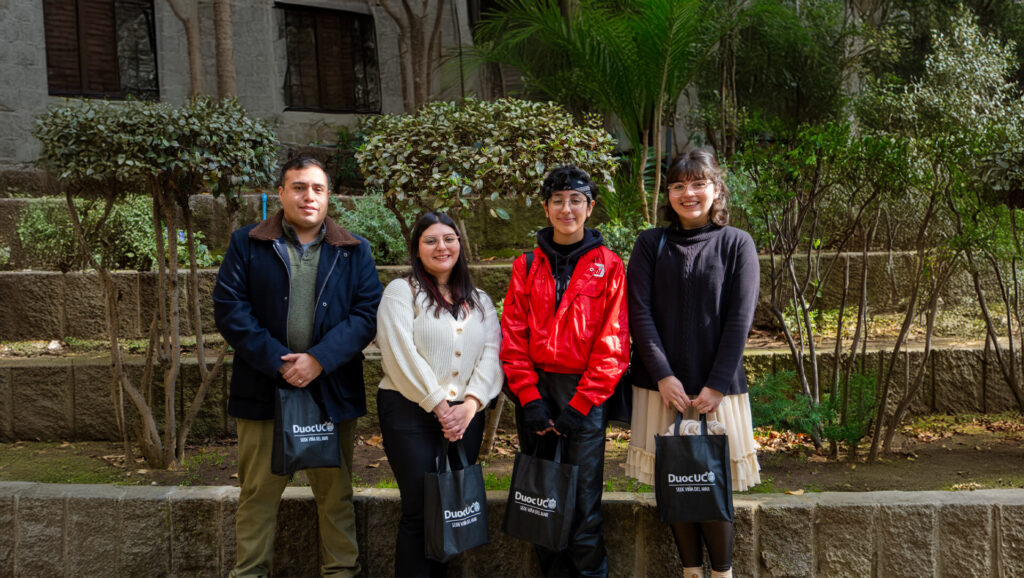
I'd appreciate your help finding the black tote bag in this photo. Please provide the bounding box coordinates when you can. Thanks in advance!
[424,439,490,562]
[271,386,341,475]
[654,414,733,523]
[503,437,578,551]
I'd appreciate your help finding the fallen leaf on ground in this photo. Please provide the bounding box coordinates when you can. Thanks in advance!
[230,473,238,479]
[785,489,805,496]
[366,435,384,449]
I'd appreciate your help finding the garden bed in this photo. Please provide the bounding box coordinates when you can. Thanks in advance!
[3,413,1022,494]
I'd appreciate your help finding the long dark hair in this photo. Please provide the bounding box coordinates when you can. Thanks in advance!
[660,148,730,226]
[408,212,481,317]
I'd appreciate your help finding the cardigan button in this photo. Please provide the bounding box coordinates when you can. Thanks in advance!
[456,328,463,334]
[455,351,462,357]
[452,370,459,377]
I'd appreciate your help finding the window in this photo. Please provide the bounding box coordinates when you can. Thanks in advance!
[42,0,159,100]
[281,4,381,113]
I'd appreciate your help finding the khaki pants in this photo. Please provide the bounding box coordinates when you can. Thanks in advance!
[231,417,359,578]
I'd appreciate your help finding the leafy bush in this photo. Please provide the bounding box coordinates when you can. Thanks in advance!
[751,369,877,447]
[749,370,829,436]
[822,372,877,448]
[17,197,217,272]
[595,220,652,261]
[357,98,618,241]
[330,192,409,266]
[34,97,277,469]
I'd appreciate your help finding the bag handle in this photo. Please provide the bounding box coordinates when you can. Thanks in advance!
[437,438,471,473]
[672,412,710,436]
[529,434,565,464]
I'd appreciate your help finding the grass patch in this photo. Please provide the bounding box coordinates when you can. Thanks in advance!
[0,442,123,484]
[740,476,778,494]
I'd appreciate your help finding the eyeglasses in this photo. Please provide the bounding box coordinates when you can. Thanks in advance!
[548,196,590,209]
[421,235,460,247]
[667,180,712,196]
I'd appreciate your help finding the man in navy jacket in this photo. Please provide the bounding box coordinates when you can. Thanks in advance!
[214,156,382,577]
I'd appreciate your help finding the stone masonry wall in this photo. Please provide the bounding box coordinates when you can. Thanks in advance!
[1,483,1022,577]
[0,1,48,166]
[0,345,1020,444]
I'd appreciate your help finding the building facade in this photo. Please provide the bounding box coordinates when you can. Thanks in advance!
[0,0,479,168]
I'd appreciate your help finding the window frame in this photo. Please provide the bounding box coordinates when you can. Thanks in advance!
[278,2,382,114]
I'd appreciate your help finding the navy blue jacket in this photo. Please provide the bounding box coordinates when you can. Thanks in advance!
[213,210,383,422]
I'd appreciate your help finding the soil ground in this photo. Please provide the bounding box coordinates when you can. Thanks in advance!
[3,414,1023,493]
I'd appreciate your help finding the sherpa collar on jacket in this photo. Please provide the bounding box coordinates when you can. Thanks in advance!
[248,209,360,247]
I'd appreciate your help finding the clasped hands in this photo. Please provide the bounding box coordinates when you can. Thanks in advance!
[657,376,723,415]
[433,396,481,442]
[279,353,323,387]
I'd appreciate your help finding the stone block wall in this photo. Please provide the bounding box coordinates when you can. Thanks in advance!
[1,483,1022,577]
[1,345,1020,443]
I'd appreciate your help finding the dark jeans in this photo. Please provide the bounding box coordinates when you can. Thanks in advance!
[378,388,486,577]
[515,371,608,578]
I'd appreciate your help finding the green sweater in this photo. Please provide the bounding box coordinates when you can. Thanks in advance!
[282,220,325,353]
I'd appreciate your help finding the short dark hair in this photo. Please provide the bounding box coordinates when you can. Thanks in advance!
[407,212,481,316]
[660,148,729,226]
[277,156,331,190]
[539,166,599,202]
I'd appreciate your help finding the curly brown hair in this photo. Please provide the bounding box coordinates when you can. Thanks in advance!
[659,148,729,227]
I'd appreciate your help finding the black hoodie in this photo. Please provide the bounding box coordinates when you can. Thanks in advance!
[536,227,605,308]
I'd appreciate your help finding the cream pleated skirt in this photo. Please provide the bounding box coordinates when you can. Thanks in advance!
[625,387,762,492]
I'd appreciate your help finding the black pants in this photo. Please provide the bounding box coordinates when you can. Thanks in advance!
[515,371,608,578]
[378,388,486,577]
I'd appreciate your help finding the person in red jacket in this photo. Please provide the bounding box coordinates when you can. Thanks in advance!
[500,166,629,577]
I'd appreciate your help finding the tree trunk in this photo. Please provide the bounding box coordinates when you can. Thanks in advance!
[214,0,236,98]
[166,0,204,97]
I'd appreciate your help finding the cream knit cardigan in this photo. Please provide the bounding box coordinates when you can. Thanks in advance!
[376,278,503,413]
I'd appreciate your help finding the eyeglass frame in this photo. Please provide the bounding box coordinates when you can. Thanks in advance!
[667,180,714,196]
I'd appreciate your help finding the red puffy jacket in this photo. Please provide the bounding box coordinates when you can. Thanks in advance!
[500,244,629,416]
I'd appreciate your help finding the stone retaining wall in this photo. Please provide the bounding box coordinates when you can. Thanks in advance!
[0,253,984,340]
[1,483,1022,577]
[1,344,1020,443]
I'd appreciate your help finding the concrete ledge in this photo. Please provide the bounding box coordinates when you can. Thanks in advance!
[1,483,1022,577]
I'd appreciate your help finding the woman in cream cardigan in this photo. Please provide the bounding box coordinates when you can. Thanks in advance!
[375,211,503,577]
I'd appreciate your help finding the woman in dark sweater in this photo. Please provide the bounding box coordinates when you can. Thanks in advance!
[625,149,760,578]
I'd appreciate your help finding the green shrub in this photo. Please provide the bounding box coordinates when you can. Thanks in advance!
[17,197,216,272]
[595,220,651,261]
[330,192,409,266]
[357,97,618,241]
[749,370,828,436]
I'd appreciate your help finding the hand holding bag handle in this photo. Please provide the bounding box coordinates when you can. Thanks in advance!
[656,412,733,523]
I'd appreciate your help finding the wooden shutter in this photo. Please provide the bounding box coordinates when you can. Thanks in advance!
[43,0,83,94]
[316,12,356,111]
[43,0,121,97]
[78,0,121,97]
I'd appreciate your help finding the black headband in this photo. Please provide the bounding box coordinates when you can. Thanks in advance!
[567,177,593,199]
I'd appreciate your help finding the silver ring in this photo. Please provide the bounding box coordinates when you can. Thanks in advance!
[297,379,303,384]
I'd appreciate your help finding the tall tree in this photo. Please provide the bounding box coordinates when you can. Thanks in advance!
[372,0,447,111]
[166,0,203,96]
[473,0,731,224]
[214,0,236,97]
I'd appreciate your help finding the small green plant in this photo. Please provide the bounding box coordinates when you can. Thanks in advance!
[0,246,10,268]
[16,196,218,271]
[330,192,409,266]
[595,219,650,260]
[822,372,877,449]
[483,472,512,491]
[749,371,829,437]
